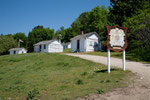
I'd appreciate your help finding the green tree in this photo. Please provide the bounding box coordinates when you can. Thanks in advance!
[55,27,74,43]
[123,8,150,61]
[109,0,150,25]
[28,25,55,52]
[13,32,28,48]
[0,35,18,55]
[56,6,109,50]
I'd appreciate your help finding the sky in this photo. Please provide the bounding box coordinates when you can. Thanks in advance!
[0,0,110,35]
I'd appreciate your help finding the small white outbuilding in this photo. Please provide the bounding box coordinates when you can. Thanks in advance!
[71,32,102,52]
[63,42,71,49]
[9,48,27,54]
[34,40,63,53]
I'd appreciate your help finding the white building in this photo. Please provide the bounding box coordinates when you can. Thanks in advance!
[34,40,63,53]
[63,42,71,49]
[71,32,102,52]
[9,48,27,54]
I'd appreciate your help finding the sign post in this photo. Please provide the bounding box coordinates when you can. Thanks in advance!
[107,49,110,73]
[106,25,128,73]
[123,50,126,71]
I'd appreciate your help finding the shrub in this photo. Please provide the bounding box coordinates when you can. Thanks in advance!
[97,89,104,94]
[81,72,88,76]
[76,79,83,85]
[27,88,41,100]
[100,80,104,83]
[106,80,111,83]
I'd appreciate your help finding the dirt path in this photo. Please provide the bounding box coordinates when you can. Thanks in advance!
[66,53,150,100]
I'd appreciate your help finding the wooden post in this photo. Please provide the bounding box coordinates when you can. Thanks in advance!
[123,50,126,71]
[107,49,110,73]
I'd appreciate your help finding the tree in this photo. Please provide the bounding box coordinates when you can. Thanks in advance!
[13,32,28,48]
[28,25,55,52]
[55,27,74,43]
[123,8,150,61]
[71,6,109,39]
[56,6,110,50]
[0,35,17,55]
[109,0,150,25]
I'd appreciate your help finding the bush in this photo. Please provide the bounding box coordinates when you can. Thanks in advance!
[100,80,104,83]
[81,72,88,76]
[27,88,41,100]
[106,80,111,83]
[97,89,104,94]
[76,79,83,85]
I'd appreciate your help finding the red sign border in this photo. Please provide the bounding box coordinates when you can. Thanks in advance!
[106,25,128,52]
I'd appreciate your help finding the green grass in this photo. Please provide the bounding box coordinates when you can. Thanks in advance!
[63,48,71,53]
[0,53,133,100]
[78,51,150,63]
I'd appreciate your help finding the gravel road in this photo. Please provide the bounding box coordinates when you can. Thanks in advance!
[66,53,150,100]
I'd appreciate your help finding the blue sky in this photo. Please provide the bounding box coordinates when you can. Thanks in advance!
[0,0,110,35]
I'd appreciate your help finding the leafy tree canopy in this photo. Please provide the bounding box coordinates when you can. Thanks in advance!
[13,32,28,48]
[0,35,17,55]
[28,25,55,52]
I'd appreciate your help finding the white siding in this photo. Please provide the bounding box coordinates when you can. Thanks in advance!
[88,34,98,40]
[63,43,71,49]
[10,50,14,54]
[9,49,27,55]
[71,40,77,52]
[34,40,63,53]
[48,41,63,52]
[34,45,40,52]
[68,43,71,48]
[41,44,49,52]
[71,34,101,52]
[86,34,101,52]
[79,38,85,52]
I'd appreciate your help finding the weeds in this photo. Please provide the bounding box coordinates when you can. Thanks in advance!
[76,79,83,85]
[27,88,41,100]
[97,89,104,94]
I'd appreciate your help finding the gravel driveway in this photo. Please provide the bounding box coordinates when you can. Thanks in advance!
[66,53,150,100]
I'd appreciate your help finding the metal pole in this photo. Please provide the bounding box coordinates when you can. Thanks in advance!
[18,41,20,48]
[123,50,126,71]
[107,49,110,73]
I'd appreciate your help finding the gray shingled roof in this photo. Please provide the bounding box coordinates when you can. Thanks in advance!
[62,42,71,46]
[71,32,99,40]
[34,40,55,46]
[9,48,26,51]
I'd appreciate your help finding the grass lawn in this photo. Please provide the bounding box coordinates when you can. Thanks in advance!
[0,53,133,100]
[63,48,71,53]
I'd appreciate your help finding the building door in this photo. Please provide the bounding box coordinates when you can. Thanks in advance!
[77,40,80,51]
[39,45,42,51]
[14,50,16,54]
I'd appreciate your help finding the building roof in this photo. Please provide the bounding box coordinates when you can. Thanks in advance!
[70,32,100,40]
[62,42,71,46]
[34,40,56,46]
[9,48,26,51]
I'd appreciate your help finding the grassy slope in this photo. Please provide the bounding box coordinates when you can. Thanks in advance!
[0,53,133,100]
[63,48,71,53]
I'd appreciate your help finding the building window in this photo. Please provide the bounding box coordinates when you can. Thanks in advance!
[44,45,46,49]
[89,41,93,46]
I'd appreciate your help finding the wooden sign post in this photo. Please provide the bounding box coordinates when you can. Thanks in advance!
[106,25,128,73]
